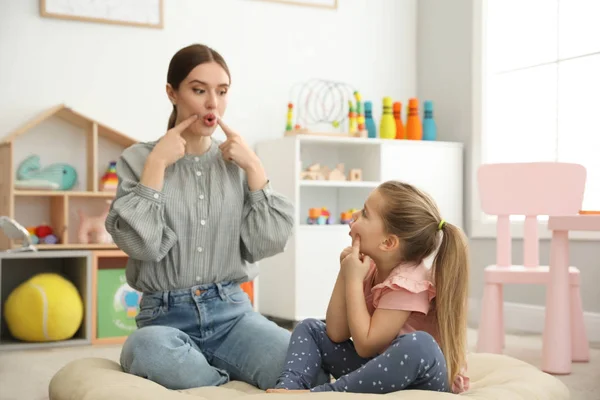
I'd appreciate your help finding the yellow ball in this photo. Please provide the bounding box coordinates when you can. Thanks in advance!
[4,273,83,342]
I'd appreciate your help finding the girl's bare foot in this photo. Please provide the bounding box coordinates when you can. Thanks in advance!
[266,389,310,394]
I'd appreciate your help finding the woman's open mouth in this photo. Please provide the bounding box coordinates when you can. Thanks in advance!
[203,113,217,127]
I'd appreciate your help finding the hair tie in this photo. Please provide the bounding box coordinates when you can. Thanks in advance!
[438,219,446,231]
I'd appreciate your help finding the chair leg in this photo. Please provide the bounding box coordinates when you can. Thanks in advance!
[477,283,503,354]
[570,283,590,362]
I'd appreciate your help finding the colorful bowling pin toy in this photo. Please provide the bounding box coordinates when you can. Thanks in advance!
[364,101,377,139]
[393,101,405,139]
[406,98,422,140]
[379,97,396,139]
[422,100,437,141]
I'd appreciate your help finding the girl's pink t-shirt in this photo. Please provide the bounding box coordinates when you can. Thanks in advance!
[362,261,470,394]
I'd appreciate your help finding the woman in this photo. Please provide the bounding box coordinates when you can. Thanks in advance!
[105,44,321,391]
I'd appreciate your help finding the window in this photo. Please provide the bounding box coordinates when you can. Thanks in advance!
[471,0,600,239]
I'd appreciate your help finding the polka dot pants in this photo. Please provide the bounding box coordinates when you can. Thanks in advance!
[274,318,449,393]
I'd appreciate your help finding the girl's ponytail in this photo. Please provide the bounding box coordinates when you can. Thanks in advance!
[432,221,469,386]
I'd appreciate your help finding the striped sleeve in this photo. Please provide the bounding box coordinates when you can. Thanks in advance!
[240,180,294,263]
[105,152,177,262]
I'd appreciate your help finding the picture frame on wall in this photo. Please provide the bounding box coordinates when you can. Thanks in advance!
[256,0,337,9]
[39,0,164,29]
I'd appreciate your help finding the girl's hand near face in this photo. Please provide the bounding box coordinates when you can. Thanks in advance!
[340,246,353,264]
[341,235,371,282]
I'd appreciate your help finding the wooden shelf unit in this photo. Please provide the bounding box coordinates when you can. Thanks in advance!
[0,250,92,351]
[0,104,137,251]
[91,250,130,345]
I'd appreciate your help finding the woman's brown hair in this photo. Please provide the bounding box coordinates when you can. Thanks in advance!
[377,181,470,385]
[166,44,231,129]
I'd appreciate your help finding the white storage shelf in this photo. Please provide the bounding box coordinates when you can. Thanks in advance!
[255,135,463,323]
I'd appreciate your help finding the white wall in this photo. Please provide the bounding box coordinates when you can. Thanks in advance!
[0,0,417,147]
[417,0,600,340]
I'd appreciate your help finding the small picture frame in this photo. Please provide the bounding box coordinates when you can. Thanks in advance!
[39,0,164,29]
[256,0,337,9]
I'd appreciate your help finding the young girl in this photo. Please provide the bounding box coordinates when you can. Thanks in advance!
[105,44,324,391]
[268,181,470,394]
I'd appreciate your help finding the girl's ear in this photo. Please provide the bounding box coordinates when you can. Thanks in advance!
[379,234,401,252]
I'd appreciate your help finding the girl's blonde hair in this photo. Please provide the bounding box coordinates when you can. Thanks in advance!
[377,181,469,385]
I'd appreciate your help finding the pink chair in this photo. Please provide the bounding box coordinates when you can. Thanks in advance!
[476,162,589,366]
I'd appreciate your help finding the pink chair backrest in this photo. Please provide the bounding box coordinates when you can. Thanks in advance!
[477,162,586,267]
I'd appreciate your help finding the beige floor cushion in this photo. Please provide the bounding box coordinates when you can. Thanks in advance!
[49,352,569,400]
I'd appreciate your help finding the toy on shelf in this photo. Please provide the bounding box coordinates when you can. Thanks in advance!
[349,168,362,181]
[0,217,37,252]
[26,224,59,245]
[354,92,365,132]
[14,154,78,190]
[406,98,423,140]
[422,100,437,141]
[393,101,406,139]
[283,79,368,138]
[77,200,113,244]
[4,272,84,342]
[300,163,343,181]
[348,102,358,133]
[379,97,396,139]
[307,207,334,225]
[99,161,118,192]
[96,268,141,340]
[300,163,363,182]
[364,101,377,139]
[285,103,294,132]
[340,209,358,224]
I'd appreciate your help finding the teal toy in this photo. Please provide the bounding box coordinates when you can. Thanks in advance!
[364,101,377,139]
[16,155,78,190]
[422,100,437,141]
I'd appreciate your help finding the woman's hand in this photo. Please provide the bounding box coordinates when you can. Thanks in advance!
[149,114,198,168]
[217,118,268,191]
[217,118,261,171]
[341,235,371,282]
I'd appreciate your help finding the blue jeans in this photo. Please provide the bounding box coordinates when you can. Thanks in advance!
[120,282,328,390]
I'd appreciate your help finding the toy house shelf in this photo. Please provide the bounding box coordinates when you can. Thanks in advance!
[255,134,464,323]
[0,104,138,251]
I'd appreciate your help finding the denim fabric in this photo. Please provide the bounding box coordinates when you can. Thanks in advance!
[120,282,327,390]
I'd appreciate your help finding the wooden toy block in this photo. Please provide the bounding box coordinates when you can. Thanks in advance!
[349,168,362,181]
[328,163,346,181]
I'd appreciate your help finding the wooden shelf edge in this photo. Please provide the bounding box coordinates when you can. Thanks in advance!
[12,243,119,250]
[92,249,127,257]
[91,336,128,345]
[14,190,115,198]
